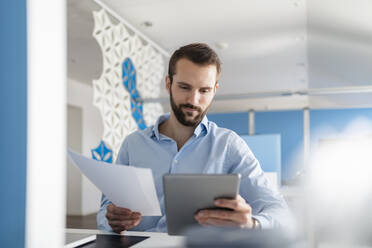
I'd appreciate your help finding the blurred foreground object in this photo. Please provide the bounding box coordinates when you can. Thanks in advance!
[307,120,372,247]
[185,226,300,248]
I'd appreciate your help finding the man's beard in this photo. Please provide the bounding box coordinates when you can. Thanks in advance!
[170,89,211,127]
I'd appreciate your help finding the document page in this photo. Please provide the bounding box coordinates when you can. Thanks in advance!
[67,149,161,216]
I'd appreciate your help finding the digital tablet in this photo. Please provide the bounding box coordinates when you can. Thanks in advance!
[64,233,96,248]
[163,174,241,235]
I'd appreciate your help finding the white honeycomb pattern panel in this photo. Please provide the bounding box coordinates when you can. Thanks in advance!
[92,9,165,159]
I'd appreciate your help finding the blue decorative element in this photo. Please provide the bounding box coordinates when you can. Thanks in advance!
[122,58,147,130]
[91,140,113,163]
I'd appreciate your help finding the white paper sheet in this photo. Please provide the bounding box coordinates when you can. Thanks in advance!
[67,149,161,216]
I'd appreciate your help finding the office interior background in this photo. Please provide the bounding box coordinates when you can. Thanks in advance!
[2,0,372,247]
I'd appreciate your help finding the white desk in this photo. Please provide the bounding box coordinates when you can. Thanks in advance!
[66,228,371,248]
[66,228,186,248]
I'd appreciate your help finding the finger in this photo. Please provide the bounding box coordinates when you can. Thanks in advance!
[109,219,136,229]
[132,217,141,227]
[194,216,209,227]
[106,204,115,213]
[110,214,141,227]
[132,212,142,218]
[112,227,125,234]
[236,194,246,202]
[197,209,251,224]
[198,217,241,227]
[107,204,132,215]
[214,198,251,212]
[126,213,142,225]
[111,206,132,215]
[106,212,138,221]
[109,219,127,234]
[109,219,134,227]
[110,217,141,231]
[111,225,131,232]
[110,222,128,233]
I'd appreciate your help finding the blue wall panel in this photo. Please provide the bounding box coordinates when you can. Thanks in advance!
[255,111,303,182]
[207,112,249,135]
[241,134,281,186]
[208,109,372,184]
[310,108,372,148]
[0,1,27,247]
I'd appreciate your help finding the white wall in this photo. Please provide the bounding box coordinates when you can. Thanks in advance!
[67,78,103,215]
[67,105,83,215]
[208,95,309,113]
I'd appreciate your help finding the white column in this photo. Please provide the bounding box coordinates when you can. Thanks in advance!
[249,109,255,135]
[303,107,310,169]
[303,107,317,247]
[26,0,66,247]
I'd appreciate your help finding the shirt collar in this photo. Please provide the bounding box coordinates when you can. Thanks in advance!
[194,115,209,137]
[151,113,209,140]
[151,113,170,140]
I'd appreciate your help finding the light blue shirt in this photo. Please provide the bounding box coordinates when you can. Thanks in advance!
[97,113,292,232]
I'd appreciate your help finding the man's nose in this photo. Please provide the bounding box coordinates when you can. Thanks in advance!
[186,90,200,105]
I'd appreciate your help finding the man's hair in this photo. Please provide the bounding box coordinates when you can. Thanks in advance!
[168,43,221,83]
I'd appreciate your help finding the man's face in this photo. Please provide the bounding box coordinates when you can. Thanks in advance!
[166,58,219,127]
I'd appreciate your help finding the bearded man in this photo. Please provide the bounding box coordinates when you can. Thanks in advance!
[97,43,292,233]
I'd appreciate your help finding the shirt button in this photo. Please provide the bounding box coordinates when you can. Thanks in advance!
[174,160,178,164]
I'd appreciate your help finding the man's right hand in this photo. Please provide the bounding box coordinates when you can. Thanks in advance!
[106,204,142,233]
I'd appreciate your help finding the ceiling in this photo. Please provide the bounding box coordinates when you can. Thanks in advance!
[68,0,372,112]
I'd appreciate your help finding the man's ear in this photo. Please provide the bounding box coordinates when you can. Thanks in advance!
[215,82,219,92]
[165,75,171,94]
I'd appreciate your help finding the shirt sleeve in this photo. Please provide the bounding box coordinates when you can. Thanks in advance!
[96,137,130,232]
[225,132,295,230]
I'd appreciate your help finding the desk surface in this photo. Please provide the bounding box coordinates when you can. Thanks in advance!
[66,228,368,248]
[66,228,185,248]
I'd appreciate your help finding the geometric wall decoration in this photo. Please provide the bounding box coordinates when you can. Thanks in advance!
[92,9,165,160]
[122,57,146,130]
[91,140,113,163]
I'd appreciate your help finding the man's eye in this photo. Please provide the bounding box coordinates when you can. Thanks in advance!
[200,89,210,93]
[180,86,189,90]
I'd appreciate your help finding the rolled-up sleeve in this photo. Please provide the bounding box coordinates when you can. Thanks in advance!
[97,194,113,231]
[96,138,130,231]
[225,132,295,230]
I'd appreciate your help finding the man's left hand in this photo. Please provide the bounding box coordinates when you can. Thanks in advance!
[194,195,255,228]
